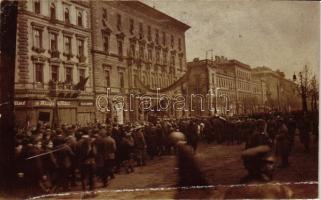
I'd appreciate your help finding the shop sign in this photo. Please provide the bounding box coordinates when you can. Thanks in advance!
[57,101,71,106]
[34,100,54,107]
[14,100,26,106]
[80,101,94,106]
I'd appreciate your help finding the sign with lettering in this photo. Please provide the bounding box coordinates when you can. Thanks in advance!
[33,100,54,107]
[14,100,26,106]
[57,101,71,106]
[80,101,94,106]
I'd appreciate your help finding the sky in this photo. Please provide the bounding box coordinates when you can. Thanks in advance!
[141,0,320,79]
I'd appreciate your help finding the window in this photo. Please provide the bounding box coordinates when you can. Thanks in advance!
[170,54,175,66]
[64,36,72,54]
[211,73,215,86]
[51,66,59,82]
[170,35,174,48]
[117,14,122,30]
[103,36,109,53]
[35,63,43,83]
[155,29,159,45]
[66,67,73,83]
[129,18,134,34]
[50,3,56,19]
[119,72,124,88]
[178,38,182,51]
[102,8,108,21]
[130,43,135,58]
[105,70,110,87]
[77,11,83,26]
[117,40,123,58]
[148,48,152,61]
[33,29,42,49]
[79,69,85,83]
[163,51,167,65]
[77,39,84,57]
[139,45,144,59]
[64,7,70,23]
[162,32,166,46]
[156,49,160,64]
[139,23,143,39]
[50,33,57,51]
[147,25,151,41]
[179,56,183,70]
[34,0,40,14]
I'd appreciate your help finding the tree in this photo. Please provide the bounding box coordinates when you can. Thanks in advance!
[309,75,319,112]
[293,65,310,113]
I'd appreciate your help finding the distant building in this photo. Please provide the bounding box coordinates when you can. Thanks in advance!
[14,0,93,127]
[187,57,268,116]
[252,66,301,112]
[90,1,190,123]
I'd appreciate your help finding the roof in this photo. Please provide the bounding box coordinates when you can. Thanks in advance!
[120,1,191,31]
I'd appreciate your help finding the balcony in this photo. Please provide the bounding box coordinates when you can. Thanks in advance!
[49,50,60,58]
[49,81,80,98]
[63,52,74,60]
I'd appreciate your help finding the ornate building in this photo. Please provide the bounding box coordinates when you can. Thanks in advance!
[90,1,190,123]
[187,57,267,116]
[14,0,94,127]
[252,66,301,112]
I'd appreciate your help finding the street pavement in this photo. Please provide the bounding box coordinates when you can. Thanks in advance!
[32,136,318,199]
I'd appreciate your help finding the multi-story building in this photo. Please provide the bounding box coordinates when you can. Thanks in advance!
[90,1,190,123]
[14,0,94,127]
[252,66,301,112]
[187,56,267,116]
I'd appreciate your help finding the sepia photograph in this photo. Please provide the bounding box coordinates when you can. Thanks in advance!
[0,0,319,199]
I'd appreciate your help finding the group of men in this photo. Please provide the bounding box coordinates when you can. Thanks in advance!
[13,111,318,198]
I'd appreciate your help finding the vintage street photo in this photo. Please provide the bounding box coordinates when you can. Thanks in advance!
[0,0,319,199]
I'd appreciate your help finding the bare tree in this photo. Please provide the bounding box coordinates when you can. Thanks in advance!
[309,75,319,112]
[293,65,311,113]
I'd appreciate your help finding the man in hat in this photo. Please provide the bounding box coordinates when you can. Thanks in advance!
[104,126,117,181]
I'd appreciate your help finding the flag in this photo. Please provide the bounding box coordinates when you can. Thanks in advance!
[74,76,89,90]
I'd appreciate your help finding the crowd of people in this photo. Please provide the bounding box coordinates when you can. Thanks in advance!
[13,111,318,197]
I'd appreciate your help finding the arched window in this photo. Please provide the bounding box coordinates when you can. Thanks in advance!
[64,8,70,23]
[50,3,56,20]
[77,11,83,26]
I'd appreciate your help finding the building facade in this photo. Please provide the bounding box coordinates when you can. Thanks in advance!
[90,1,190,123]
[187,57,267,116]
[252,66,301,112]
[14,0,94,127]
